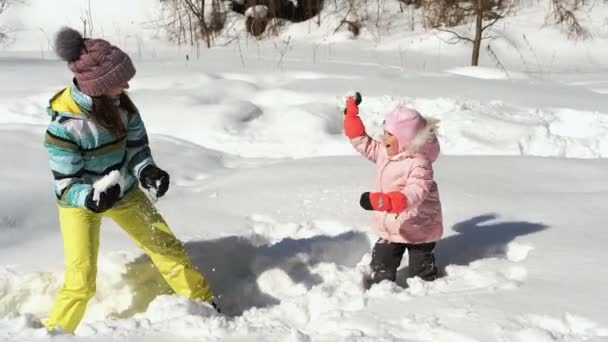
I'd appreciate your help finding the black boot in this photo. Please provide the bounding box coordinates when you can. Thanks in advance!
[364,239,407,289]
[407,242,438,281]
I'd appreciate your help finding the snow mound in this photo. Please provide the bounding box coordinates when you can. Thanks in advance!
[249,215,354,244]
[446,66,529,80]
[3,56,608,159]
[506,242,534,263]
[505,313,608,342]
[1,127,607,340]
[361,96,608,158]
[144,295,218,322]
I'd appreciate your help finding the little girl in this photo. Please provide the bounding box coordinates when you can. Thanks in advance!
[343,94,443,287]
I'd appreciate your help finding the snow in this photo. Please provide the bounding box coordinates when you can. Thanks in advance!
[245,5,269,20]
[92,170,123,203]
[445,66,529,80]
[6,56,607,158]
[0,0,163,52]
[506,242,534,263]
[1,0,608,341]
[2,127,608,341]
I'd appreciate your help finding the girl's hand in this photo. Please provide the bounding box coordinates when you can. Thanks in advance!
[359,191,408,214]
[344,92,365,139]
[344,92,362,117]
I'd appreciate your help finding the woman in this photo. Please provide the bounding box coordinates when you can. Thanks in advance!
[43,27,216,333]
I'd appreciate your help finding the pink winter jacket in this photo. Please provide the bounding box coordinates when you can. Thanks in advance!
[351,121,443,244]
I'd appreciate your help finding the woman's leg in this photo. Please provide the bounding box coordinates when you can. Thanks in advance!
[45,207,102,333]
[106,189,214,303]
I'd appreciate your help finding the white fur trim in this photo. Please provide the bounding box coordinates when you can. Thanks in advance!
[391,118,440,160]
[408,118,439,153]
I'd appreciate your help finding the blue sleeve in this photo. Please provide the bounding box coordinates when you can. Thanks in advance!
[126,112,155,179]
[44,120,91,207]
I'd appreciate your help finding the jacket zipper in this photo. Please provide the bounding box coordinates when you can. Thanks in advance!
[379,159,391,234]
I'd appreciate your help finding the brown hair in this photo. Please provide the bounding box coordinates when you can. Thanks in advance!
[90,93,138,138]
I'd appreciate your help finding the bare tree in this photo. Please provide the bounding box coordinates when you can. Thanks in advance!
[159,0,323,40]
[1,0,24,45]
[80,0,94,38]
[160,0,227,48]
[235,0,324,36]
[547,0,590,39]
[424,0,516,66]
[400,0,423,7]
[159,0,192,45]
[0,0,8,15]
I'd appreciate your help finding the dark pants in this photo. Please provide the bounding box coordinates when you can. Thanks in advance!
[368,238,438,286]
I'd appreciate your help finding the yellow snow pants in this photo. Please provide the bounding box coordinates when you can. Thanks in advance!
[45,188,213,333]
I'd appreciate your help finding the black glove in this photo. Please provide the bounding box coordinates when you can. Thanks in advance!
[139,165,170,197]
[85,184,121,213]
[359,192,373,211]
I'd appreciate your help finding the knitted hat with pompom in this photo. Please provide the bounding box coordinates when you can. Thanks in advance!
[54,27,135,97]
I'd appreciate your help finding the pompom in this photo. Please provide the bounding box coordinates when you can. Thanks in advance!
[54,27,84,62]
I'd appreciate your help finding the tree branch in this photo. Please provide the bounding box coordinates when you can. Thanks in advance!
[182,0,202,18]
[0,0,18,14]
[455,4,476,13]
[333,5,353,34]
[481,14,503,32]
[434,26,475,43]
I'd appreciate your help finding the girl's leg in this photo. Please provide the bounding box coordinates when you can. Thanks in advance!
[368,238,407,284]
[407,242,438,281]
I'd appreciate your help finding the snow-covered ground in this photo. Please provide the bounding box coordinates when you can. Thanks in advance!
[3,50,608,159]
[2,125,608,342]
[1,0,608,341]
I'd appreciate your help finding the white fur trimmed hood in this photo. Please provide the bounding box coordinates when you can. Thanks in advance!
[392,118,440,162]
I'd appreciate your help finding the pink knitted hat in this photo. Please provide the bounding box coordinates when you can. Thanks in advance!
[384,106,426,150]
[54,27,135,97]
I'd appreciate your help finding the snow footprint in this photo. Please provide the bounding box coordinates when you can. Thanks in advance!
[248,214,355,244]
[498,313,608,342]
[405,241,535,296]
[506,242,534,263]
[502,242,533,284]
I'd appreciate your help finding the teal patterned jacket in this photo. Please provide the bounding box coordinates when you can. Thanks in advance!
[44,82,155,208]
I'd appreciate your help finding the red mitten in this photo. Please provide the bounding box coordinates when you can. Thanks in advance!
[360,191,408,214]
[386,191,407,214]
[344,97,365,139]
[345,97,359,117]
